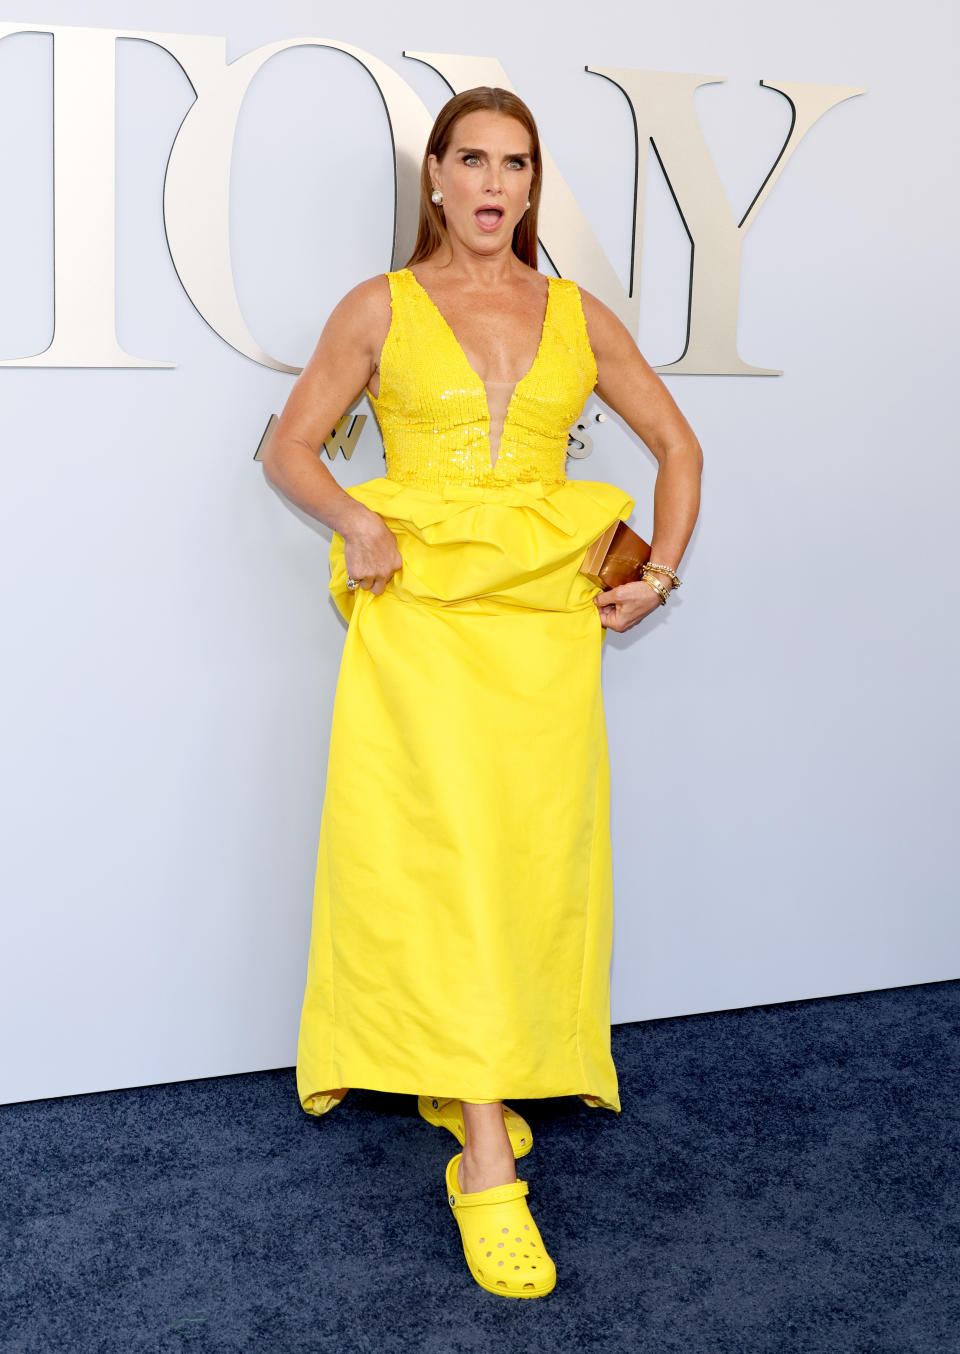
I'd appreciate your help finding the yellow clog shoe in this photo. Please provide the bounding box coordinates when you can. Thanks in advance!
[445,1152,556,1298]
[418,1096,533,1157]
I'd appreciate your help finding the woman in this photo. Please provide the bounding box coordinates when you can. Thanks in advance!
[264,87,702,1299]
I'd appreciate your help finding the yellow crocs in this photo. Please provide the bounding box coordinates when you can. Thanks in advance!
[418,1096,533,1157]
[445,1152,556,1299]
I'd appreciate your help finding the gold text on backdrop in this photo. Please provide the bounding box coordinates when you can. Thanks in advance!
[0,20,865,376]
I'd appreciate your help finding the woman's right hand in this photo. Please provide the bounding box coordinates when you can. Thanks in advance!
[340,504,403,596]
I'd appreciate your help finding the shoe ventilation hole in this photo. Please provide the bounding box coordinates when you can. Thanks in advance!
[486,1251,492,1257]
[502,1227,509,1233]
[498,1261,504,1267]
[498,1242,504,1249]
[478,1237,484,1243]
[498,1280,507,1288]
[524,1282,534,1289]
[524,1224,530,1230]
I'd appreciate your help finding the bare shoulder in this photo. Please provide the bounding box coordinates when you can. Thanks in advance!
[575,285,637,361]
[323,273,392,349]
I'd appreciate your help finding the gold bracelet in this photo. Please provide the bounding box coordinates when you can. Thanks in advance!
[640,574,669,606]
[642,562,682,588]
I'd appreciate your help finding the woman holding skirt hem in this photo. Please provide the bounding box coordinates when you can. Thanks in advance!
[264,87,702,1298]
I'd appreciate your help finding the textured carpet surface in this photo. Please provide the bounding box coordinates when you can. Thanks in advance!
[1,980,957,1353]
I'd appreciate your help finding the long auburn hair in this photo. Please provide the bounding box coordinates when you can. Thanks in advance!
[405,87,542,270]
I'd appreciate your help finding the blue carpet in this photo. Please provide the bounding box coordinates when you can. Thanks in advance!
[2,980,957,1353]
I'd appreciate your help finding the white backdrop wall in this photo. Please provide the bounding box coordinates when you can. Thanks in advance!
[2,0,957,1107]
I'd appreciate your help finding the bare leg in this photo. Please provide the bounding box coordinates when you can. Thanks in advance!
[458,1101,517,1193]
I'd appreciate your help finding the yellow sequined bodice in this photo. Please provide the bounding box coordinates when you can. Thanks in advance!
[366,268,598,492]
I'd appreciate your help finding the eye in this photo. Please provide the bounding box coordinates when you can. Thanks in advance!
[507,158,525,169]
[462,154,481,165]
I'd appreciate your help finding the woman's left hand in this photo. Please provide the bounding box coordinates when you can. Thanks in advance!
[593,579,667,632]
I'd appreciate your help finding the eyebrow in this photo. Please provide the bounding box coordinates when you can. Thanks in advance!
[455,146,531,160]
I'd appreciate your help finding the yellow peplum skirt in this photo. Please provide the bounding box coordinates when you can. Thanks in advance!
[295,475,635,1117]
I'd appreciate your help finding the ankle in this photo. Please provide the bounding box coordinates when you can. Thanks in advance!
[462,1138,513,1166]
[457,1149,517,1193]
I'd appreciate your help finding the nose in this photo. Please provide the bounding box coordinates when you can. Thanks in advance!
[483,167,504,194]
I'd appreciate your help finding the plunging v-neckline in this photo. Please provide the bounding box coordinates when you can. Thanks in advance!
[403,268,554,468]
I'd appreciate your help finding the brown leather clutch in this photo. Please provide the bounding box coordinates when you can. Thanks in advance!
[579,519,652,590]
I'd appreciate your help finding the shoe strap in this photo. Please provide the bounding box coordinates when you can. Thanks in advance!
[424,1096,456,1112]
[451,1177,529,1208]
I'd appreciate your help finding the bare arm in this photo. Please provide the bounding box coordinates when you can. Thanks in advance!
[580,288,704,631]
[263,275,386,531]
[262,276,402,594]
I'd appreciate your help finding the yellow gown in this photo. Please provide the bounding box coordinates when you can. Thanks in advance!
[296,267,635,1117]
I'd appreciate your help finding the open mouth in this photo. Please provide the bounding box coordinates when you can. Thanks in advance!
[474,206,505,229]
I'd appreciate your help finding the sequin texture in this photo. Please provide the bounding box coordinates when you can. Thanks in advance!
[366,268,599,493]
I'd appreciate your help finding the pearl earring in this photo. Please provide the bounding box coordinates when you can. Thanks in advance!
[431,189,444,205]
[526,199,531,208]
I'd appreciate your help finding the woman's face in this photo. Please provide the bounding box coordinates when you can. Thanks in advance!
[428,109,535,254]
